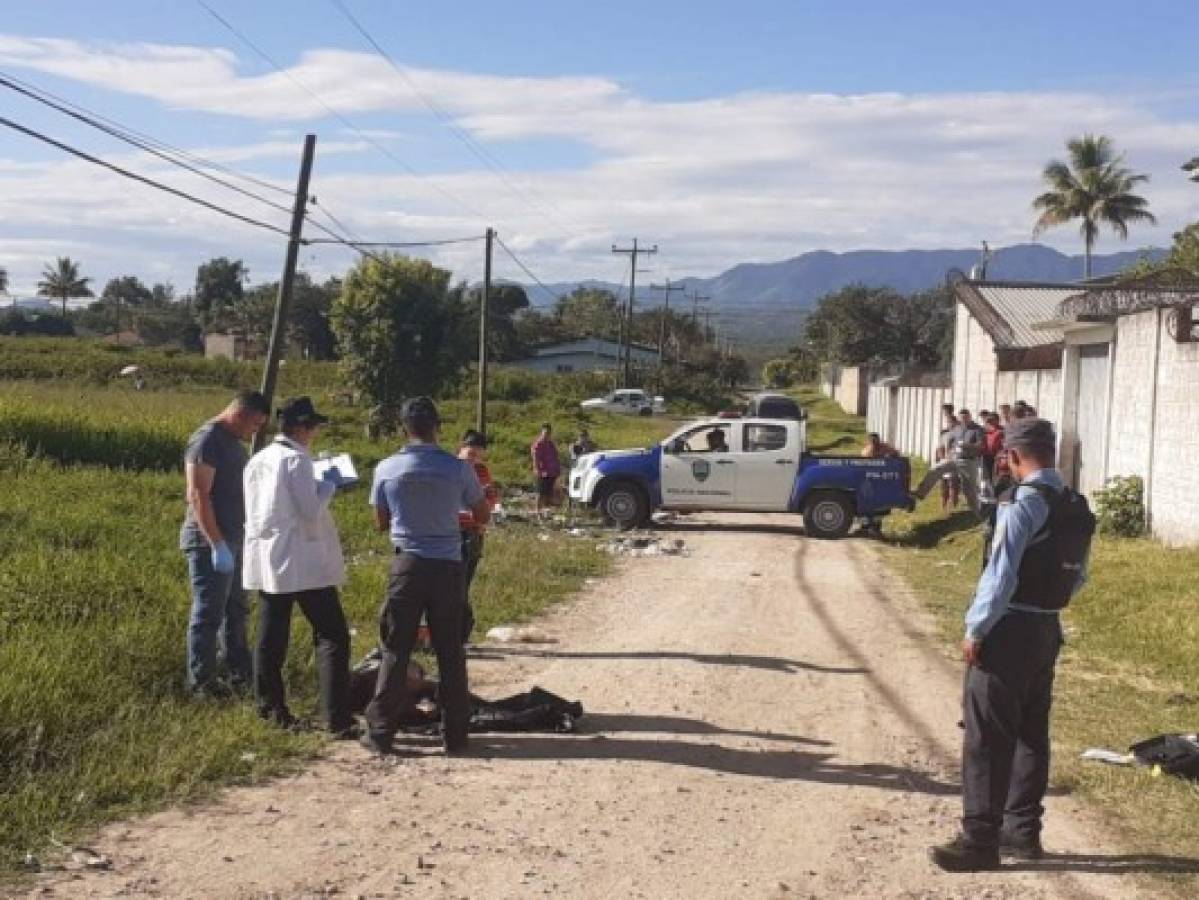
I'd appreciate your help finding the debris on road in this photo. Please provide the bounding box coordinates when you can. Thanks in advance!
[485,625,556,644]
[601,535,689,558]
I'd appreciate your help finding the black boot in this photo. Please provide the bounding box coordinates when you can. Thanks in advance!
[999,831,1044,860]
[930,835,1000,872]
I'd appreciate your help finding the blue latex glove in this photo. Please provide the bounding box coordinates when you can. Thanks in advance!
[211,540,235,575]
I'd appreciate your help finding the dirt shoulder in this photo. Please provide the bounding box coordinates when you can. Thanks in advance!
[22,514,1181,899]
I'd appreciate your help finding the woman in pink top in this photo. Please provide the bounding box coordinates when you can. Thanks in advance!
[531,423,562,517]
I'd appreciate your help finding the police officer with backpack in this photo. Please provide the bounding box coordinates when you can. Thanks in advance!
[931,418,1095,872]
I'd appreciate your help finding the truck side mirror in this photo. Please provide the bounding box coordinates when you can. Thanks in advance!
[665,439,683,455]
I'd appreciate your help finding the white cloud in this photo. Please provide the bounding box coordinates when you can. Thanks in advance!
[0,32,1196,294]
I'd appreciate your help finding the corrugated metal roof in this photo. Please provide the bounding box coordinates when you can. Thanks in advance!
[960,282,1078,348]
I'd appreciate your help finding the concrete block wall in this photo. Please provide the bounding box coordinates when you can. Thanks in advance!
[1106,310,1157,481]
[824,365,870,416]
[1145,313,1199,546]
[867,384,953,464]
[952,303,1000,413]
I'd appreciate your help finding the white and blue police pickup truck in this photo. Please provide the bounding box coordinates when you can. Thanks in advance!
[568,416,911,538]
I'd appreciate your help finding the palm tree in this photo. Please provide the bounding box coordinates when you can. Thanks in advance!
[37,257,93,316]
[1032,135,1156,279]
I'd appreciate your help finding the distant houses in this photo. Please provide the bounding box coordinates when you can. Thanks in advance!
[507,338,659,374]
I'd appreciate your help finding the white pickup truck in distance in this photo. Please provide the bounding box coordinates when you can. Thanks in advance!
[569,416,912,538]
[579,389,666,417]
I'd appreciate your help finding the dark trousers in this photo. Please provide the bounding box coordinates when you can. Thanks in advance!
[962,612,1062,847]
[461,530,485,642]
[365,554,469,750]
[254,587,352,733]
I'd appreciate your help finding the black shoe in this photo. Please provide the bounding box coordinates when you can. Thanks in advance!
[360,731,393,756]
[999,832,1044,861]
[930,835,1000,872]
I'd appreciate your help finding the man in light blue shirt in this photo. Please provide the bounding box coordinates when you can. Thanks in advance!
[362,396,489,756]
[932,418,1089,872]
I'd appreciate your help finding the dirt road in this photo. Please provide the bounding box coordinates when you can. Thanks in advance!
[29,514,1165,899]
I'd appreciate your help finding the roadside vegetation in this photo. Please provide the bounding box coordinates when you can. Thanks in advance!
[793,389,1199,873]
[0,360,674,873]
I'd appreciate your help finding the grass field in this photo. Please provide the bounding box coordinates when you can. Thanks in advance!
[788,390,1199,877]
[0,367,674,873]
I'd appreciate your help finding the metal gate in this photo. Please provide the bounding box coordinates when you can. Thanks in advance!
[1075,343,1110,495]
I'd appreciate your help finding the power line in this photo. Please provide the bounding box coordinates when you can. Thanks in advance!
[0,70,379,255]
[307,235,485,248]
[328,0,580,237]
[0,70,293,198]
[494,236,562,304]
[309,198,364,243]
[0,72,298,220]
[0,115,292,237]
[196,0,487,222]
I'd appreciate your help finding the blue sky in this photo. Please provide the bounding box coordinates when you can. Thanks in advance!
[1,0,1196,294]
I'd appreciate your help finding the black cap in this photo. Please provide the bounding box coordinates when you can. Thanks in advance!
[461,429,488,448]
[277,396,329,427]
[1005,417,1056,451]
[401,396,441,428]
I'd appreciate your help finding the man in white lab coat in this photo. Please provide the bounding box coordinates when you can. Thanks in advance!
[243,396,355,736]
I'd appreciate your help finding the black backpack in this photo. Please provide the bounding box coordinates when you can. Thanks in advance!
[1006,482,1096,611]
[1131,734,1199,779]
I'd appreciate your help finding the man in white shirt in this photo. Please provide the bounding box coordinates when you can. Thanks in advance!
[243,396,355,737]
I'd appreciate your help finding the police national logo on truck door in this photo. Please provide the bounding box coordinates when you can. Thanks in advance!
[691,459,711,482]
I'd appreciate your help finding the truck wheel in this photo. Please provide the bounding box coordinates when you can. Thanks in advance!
[638,406,652,417]
[803,492,854,540]
[598,481,649,531]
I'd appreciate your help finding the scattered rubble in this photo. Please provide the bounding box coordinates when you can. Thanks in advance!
[485,626,557,644]
[601,536,689,558]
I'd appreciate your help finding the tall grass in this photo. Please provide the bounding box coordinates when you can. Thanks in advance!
[0,375,671,872]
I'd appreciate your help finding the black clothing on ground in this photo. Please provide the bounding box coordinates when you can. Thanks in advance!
[254,587,352,733]
[961,611,1062,848]
[348,651,583,733]
[365,553,469,750]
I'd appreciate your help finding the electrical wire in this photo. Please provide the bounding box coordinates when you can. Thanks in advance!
[0,115,293,237]
[307,235,485,248]
[0,72,298,220]
[196,0,488,222]
[0,70,293,198]
[494,236,562,304]
[328,0,581,237]
[0,70,384,256]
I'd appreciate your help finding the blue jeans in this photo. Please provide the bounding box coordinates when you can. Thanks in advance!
[185,545,251,690]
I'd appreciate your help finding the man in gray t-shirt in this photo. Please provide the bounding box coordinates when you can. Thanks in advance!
[912,409,985,515]
[181,391,269,696]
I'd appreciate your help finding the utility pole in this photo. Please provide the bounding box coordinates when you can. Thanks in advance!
[611,238,657,384]
[703,308,713,346]
[253,133,316,453]
[650,279,685,364]
[477,227,494,434]
[688,290,710,324]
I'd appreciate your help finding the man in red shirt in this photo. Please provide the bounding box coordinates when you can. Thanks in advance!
[458,429,499,643]
[531,423,561,517]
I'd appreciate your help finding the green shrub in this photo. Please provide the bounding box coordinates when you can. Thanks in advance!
[1093,474,1146,538]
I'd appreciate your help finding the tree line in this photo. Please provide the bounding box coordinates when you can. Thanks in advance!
[0,250,749,410]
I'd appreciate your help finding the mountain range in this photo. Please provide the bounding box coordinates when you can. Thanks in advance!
[527,243,1166,354]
